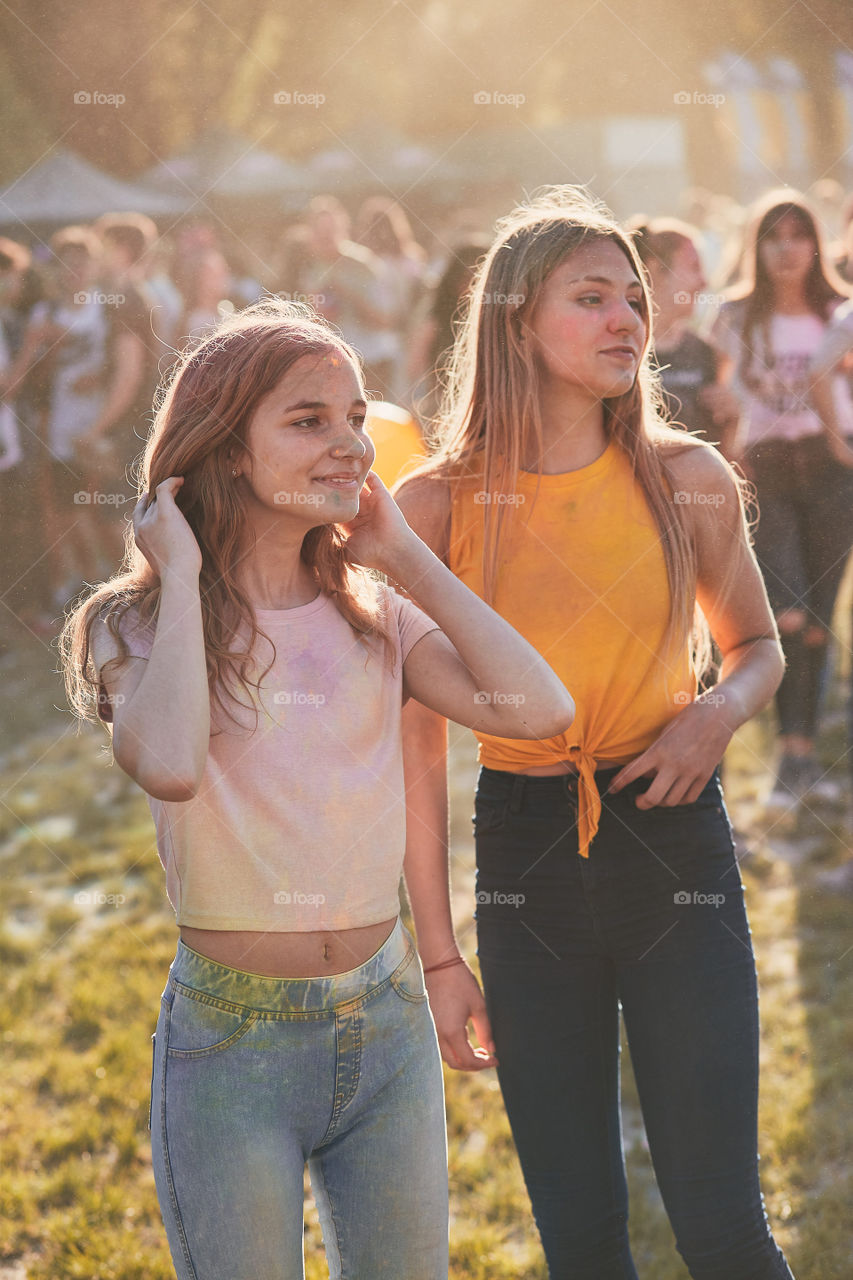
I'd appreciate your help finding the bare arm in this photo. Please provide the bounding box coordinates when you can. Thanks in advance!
[609,443,783,807]
[94,477,209,800]
[84,331,147,441]
[401,699,497,1069]
[392,473,499,1071]
[345,472,575,739]
[810,321,853,468]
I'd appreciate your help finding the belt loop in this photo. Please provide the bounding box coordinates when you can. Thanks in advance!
[509,773,527,814]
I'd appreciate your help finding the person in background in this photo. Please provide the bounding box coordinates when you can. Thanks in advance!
[0,237,51,636]
[354,197,428,400]
[172,247,236,349]
[142,236,184,355]
[628,216,740,453]
[283,196,396,399]
[806,303,853,845]
[404,236,490,422]
[712,190,853,807]
[832,191,853,286]
[6,227,110,604]
[81,214,162,547]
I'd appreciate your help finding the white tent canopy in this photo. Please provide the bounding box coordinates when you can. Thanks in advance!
[0,147,190,227]
[141,129,308,206]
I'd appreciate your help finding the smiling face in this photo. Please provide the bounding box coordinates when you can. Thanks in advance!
[236,349,375,526]
[524,238,647,404]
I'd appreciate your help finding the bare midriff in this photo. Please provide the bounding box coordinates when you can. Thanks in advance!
[179,916,398,978]
[518,758,629,776]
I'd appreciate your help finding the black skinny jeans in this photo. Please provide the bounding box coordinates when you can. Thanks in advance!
[745,435,853,740]
[474,765,795,1280]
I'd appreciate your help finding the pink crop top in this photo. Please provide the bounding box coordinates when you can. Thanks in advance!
[97,586,440,931]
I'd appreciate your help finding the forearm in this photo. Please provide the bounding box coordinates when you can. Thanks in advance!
[708,636,784,731]
[385,537,573,724]
[401,702,458,965]
[115,572,210,795]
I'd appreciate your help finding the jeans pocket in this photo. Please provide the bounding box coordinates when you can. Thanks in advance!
[389,948,428,1003]
[166,985,259,1058]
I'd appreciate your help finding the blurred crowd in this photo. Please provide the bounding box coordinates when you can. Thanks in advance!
[2,181,853,832]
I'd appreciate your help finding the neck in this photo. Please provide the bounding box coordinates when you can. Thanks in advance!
[525,381,608,474]
[772,281,809,314]
[234,508,320,610]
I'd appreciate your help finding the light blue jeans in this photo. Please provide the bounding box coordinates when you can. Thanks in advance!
[150,918,448,1279]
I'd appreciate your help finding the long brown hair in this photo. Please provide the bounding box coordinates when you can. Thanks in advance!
[725,189,849,394]
[421,185,709,666]
[61,298,393,730]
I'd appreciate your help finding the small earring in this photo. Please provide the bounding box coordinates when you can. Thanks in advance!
[232,467,239,478]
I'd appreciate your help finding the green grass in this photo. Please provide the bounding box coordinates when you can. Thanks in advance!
[1,640,852,1277]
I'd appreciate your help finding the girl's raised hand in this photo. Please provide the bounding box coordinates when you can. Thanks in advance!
[132,476,203,580]
[340,470,414,575]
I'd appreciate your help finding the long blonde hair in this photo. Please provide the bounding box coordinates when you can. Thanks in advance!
[423,185,711,667]
[61,298,393,730]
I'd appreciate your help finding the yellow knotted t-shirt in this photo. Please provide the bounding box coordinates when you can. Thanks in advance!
[448,439,696,857]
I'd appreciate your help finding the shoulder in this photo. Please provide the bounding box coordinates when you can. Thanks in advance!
[339,242,380,277]
[393,469,452,562]
[657,435,743,528]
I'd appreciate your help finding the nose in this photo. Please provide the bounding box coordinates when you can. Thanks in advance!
[330,424,369,461]
[610,297,643,333]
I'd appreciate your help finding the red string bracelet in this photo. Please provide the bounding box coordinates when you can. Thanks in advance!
[423,954,467,975]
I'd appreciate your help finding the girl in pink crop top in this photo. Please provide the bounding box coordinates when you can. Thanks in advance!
[60,298,573,1279]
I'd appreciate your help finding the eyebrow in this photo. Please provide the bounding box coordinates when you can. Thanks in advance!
[283,398,368,412]
[565,275,643,288]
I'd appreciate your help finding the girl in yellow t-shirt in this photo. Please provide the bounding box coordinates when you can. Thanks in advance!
[396,187,796,1280]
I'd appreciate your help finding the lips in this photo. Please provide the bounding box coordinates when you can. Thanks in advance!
[600,346,638,359]
[312,472,363,490]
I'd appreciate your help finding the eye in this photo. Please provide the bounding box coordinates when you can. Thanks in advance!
[292,416,320,429]
[628,297,644,313]
[349,413,367,430]
[577,293,602,306]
